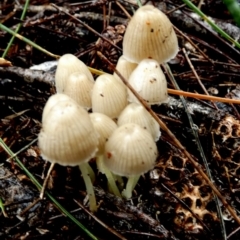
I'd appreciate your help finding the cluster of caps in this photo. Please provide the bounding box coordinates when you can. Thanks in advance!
[38,5,178,210]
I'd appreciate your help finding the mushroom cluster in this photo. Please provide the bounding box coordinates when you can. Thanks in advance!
[38,4,178,211]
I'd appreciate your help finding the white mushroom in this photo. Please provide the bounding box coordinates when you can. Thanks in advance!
[38,95,99,211]
[123,5,178,64]
[104,123,158,199]
[127,59,168,105]
[92,73,128,118]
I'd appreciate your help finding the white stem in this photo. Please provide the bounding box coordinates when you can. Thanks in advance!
[79,163,97,212]
[122,175,140,199]
[84,162,95,183]
[113,174,124,190]
[96,155,121,197]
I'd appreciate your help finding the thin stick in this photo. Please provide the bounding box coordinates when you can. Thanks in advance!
[115,1,132,19]
[74,199,127,240]
[40,162,55,199]
[51,3,122,52]
[182,47,218,110]
[97,51,240,225]
[173,26,214,64]
[168,88,240,104]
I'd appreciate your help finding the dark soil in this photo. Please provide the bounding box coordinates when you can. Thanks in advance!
[1,0,240,239]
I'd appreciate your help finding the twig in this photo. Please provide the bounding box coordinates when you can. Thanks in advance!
[51,4,122,52]
[182,47,218,110]
[74,199,127,240]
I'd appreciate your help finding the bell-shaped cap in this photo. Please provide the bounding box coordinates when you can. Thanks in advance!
[92,73,128,118]
[104,123,158,176]
[89,112,118,155]
[55,54,94,93]
[118,103,161,141]
[123,5,178,63]
[38,97,99,166]
[63,72,94,110]
[113,55,138,83]
[128,59,168,105]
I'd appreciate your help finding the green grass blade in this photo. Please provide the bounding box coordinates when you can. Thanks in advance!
[182,0,240,49]
[2,0,30,58]
[0,138,98,240]
[222,0,240,26]
[0,24,60,59]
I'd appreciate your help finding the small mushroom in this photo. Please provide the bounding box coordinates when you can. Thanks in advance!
[92,73,128,118]
[123,5,178,64]
[127,59,168,105]
[38,95,99,211]
[55,53,94,93]
[103,123,158,199]
[89,112,121,196]
[113,55,138,83]
[118,102,161,142]
[63,72,94,110]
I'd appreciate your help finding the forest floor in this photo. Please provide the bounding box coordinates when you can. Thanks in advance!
[1,0,240,239]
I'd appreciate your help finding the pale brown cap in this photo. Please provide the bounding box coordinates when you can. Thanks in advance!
[89,112,118,155]
[103,123,158,176]
[123,5,178,63]
[55,54,94,93]
[128,59,168,105]
[38,98,99,166]
[118,103,161,141]
[92,73,128,118]
[63,72,94,110]
[113,55,138,83]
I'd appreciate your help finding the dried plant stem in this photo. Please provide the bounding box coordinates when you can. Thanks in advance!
[40,162,55,199]
[182,47,218,110]
[168,88,240,104]
[97,51,240,225]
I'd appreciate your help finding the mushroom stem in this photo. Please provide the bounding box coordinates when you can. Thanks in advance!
[96,155,121,197]
[122,175,140,199]
[84,163,95,183]
[79,163,97,212]
[113,174,124,190]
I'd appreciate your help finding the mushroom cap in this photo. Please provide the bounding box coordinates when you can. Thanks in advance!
[103,123,158,176]
[55,54,94,93]
[113,55,138,83]
[38,98,99,166]
[63,72,94,110]
[118,103,161,141]
[89,112,118,155]
[42,93,72,124]
[92,73,128,118]
[123,5,178,64]
[128,59,168,105]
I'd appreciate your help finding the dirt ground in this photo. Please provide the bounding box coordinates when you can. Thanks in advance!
[1,0,240,239]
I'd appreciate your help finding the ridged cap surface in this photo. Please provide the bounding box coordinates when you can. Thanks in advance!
[123,5,178,63]
[39,99,98,166]
[104,123,158,176]
[55,54,94,93]
[118,103,161,141]
[92,74,128,118]
[128,59,168,105]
